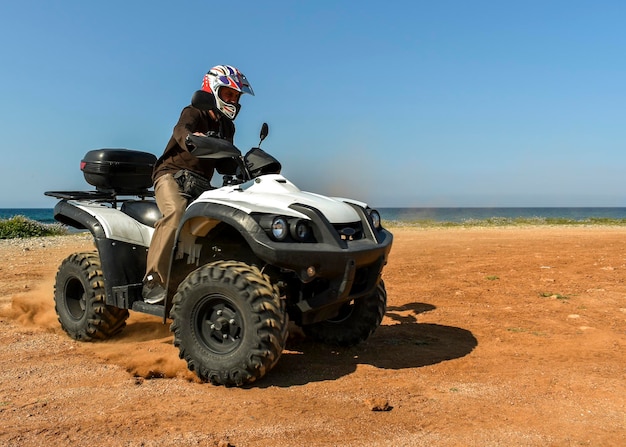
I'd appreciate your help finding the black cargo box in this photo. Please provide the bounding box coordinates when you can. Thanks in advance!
[81,149,157,194]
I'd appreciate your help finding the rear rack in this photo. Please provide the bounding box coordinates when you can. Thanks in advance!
[45,190,154,201]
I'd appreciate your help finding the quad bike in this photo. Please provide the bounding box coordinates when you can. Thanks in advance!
[45,91,393,386]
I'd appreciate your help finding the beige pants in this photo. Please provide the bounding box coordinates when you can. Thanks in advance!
[145,174,187,284]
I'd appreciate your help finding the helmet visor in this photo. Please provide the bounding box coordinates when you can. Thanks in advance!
[216,75,254,96]
[239,81,254,96]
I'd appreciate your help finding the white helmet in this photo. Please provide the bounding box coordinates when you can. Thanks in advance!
[201,65,254,119]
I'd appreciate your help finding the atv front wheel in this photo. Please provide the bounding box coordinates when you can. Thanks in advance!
[170,260,288,386]
[54,252,129,341]
[303,280,387,347]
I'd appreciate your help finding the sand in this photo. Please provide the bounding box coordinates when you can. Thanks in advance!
[0,227,625,446]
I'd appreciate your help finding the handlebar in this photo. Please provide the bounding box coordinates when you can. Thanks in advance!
[185,125,280,185]
[186,134,242,159]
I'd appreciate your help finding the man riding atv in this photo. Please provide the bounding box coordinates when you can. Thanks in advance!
[144,65,254,304]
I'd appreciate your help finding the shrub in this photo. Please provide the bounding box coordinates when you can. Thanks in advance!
[0,215,68,239]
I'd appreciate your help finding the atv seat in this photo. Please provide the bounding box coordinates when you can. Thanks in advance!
[121,200,162,228]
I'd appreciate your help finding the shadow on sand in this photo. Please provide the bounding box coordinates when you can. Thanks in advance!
[257,301,477,388]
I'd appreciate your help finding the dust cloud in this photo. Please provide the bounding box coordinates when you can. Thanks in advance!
[85,313,199,382]
[1,279,58,329]
[2,283,198,382]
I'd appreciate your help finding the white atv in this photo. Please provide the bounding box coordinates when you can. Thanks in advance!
[45,92,393,386]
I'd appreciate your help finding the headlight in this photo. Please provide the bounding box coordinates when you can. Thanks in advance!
[271,216,289,241]
[290,219,311,241]
[368,209,382,230]
[258,215,315,242]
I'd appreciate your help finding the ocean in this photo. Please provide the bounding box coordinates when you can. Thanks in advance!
[378,207,626,223]
[0,208,58,224]
[3,207,626,225]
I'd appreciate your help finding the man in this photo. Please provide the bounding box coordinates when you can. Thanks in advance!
[143,65,254,304]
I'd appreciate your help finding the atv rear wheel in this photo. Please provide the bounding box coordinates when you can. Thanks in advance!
[170,260,288,386]
[54,252,129,341]
[303,280,387,347]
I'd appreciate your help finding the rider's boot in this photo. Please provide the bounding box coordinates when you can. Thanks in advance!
[142,273,166,304]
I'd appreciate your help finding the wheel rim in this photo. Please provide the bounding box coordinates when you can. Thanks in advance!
[64,277,87,320]
[194,294,244,354]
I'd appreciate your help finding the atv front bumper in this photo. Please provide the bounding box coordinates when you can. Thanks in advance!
[258,228,393,281]
[263,228,393,324]
[250,204,393,324]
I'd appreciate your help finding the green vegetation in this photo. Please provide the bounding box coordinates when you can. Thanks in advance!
[0,215,68,239]
[539,292,570,300]
[384,217,626,228]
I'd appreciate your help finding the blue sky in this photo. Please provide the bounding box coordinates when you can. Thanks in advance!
[1,0,624,208]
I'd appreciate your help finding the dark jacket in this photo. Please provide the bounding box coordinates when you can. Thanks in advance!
[152,105,235,182]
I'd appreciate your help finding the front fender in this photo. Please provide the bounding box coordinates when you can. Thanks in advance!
[177,201,271,255]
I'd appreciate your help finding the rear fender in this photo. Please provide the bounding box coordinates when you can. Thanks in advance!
[53,200,151,308]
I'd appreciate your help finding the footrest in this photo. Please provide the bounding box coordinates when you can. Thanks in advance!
[132,301,166,318]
